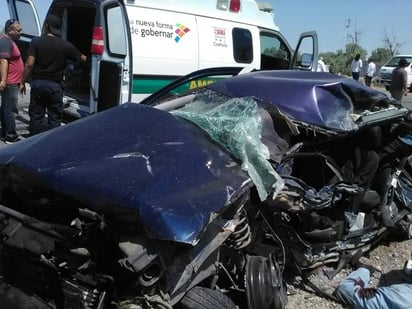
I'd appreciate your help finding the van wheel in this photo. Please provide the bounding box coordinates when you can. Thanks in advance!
[385,86,390,91]
[179,286,236,309]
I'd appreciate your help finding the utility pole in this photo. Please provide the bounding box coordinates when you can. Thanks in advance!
[345,18,351,46]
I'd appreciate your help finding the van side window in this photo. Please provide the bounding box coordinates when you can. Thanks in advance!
[232,28,253,63]
[8,0,39,37]
[105,6,127,56]
[260,31,291,70]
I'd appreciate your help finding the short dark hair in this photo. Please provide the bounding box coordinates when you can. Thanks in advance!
[399,58,408,67]
[5,19,18,32]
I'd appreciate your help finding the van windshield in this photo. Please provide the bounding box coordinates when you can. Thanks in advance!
[386,56,412,67]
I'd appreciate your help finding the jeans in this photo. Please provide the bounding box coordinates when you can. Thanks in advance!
[335,268,412,309]
[29,79,63,135]
[0,83,19,141]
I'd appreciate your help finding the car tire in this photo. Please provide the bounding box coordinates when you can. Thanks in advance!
[179,286,237,309]
[385,86,390,91]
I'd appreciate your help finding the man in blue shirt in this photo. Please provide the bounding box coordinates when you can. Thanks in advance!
[335,266,412,308]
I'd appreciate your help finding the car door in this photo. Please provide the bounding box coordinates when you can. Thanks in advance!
[5,0,41,62]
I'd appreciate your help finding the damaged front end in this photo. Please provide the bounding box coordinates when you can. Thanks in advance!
[0,196,252,308]
[0,92,289,308]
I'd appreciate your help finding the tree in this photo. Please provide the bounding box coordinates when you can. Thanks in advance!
[317,26,402,78]
[370,48,392,66]
[382,27,403,56]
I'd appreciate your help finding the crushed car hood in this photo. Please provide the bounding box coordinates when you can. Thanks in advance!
[208,70,406,132]
[0,103,252,245]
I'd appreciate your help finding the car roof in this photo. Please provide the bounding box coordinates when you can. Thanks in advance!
[207,70,405,132]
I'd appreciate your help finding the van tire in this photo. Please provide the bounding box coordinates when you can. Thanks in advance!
[179,286,236,309]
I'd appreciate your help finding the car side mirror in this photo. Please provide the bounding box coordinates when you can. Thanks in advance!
[300,53,313,68]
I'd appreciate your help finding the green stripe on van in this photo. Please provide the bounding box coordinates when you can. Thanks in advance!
[132,77,222,95]
[132,78,174,94]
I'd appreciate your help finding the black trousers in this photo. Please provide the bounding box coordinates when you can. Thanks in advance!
[29,79,63,135]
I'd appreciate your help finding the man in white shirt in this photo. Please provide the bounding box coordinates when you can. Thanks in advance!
[317,57,327,72]
[365,58,376,87]
[351,54,362,81]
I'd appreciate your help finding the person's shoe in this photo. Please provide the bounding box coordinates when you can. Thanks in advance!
[3,136,23,144]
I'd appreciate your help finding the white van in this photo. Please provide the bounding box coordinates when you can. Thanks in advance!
[378,55,412,91]
[6,0,318,118]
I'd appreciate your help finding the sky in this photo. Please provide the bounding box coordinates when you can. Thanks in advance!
[0,0,51,30]
[3,0,410,58]
[263,0,411,57]
[32,0,52,23]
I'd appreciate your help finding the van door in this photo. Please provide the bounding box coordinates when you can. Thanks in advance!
[259,30,317,71]
[46,0,132,118]
[290,31,318,71]
[92,1,132,113]
[6,0,41,62]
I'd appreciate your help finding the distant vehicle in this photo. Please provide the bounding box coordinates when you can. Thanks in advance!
[377,54,412,91]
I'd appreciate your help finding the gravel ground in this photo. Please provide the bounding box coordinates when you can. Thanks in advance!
[284,237,412,308]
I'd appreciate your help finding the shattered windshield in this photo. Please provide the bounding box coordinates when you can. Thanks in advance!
[172,90,284,201]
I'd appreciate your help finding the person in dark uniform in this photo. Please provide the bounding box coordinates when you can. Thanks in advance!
[390,58,408,103]
[20,15,87,135]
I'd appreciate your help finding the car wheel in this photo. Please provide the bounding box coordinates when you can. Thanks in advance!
[179,286,237,309]
[385,86,390,91]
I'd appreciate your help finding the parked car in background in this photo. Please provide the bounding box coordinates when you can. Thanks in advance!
[377,54,412,91]
[0,68,411,308]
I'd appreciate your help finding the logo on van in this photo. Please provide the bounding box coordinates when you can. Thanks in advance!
[174,23,190,43]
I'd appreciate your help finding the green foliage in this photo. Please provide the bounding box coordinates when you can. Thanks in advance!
[320,43,367,75]
[370,48,392,66]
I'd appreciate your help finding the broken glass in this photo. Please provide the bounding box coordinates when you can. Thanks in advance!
[173,92,284,201]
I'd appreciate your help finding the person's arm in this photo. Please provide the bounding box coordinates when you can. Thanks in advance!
[335,267,371,306]
[19,55,35,95]
[403,70,408,94]
[0,58,8,91]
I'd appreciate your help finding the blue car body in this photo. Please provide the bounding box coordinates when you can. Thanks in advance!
[0,69,411,309]
[0,70,407,245]
[0,103,252,245]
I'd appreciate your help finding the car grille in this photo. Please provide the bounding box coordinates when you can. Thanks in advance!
[380,73,391,80]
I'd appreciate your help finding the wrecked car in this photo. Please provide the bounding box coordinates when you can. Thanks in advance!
[204,70,412,276]
[0,69,411,308]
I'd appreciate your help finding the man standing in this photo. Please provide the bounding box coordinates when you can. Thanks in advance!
[390,58,408,103]
[0,19,23,144]
[20,15,86,135]
[351,54,363,81]
[317,57,327,72]
[365,58,376,87]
